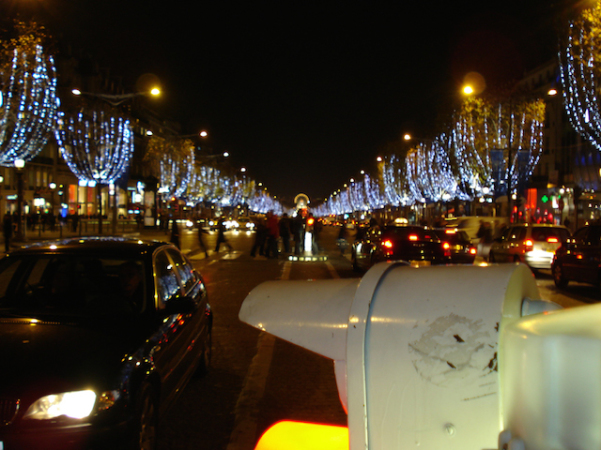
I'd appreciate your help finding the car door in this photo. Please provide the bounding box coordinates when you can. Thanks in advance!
[355,226,380,268]
[571,227,601,283]
[164,248,209,380]
[151,248,199,405]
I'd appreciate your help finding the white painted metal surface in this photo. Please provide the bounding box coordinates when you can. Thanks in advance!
[239,263,568,450]
[500,301,601,450]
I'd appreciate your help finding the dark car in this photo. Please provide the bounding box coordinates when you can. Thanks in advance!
[433,228,477,264]
[552,224,601,290]
[351,225,450,271]
[0,237,212,450]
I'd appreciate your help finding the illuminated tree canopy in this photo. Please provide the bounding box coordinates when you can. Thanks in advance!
[561,0,601,152]
[55,109,134,184]
[0,21,58,166]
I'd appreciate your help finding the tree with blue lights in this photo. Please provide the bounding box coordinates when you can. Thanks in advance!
[561,0,601,152]
[0,21,58,165]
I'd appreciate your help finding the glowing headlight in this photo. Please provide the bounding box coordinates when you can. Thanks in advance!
[23,390,97,420]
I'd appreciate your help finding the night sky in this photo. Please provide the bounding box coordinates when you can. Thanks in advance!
[2,0,578,207]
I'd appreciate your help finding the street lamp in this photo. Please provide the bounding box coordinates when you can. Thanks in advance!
[14,158,25,241]
[71,87,161,106]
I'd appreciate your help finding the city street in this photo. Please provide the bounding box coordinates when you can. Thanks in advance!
[5,225,598,450]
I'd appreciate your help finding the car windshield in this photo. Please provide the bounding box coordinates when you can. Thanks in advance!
[382,226,439,241]
[531,227,570,242]
[0,254,146,319]
[436,230,471,244]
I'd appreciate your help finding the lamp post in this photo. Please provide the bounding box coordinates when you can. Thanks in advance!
[71,87,161,106]
[14,158,25,241]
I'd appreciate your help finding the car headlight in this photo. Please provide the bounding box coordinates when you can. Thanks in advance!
[23,390,97,420]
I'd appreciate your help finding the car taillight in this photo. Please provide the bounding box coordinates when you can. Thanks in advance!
[524,239,534,251]
[408,235,418,241]
[547,237,559,243]
[383,240,393,249]
[469,246,477,255]
[442,242,451,250]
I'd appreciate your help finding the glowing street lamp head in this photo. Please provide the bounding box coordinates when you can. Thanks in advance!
[463,85,474,95]
[200,130,208,138]
[149,87,161,97]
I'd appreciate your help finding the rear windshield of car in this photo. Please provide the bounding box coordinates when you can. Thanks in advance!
[383,227,440,241]
[531,227,570,242]
[435,230,471,244]
[0,254,146,319]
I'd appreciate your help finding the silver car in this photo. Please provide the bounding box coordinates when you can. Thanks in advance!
[488,224,570,269]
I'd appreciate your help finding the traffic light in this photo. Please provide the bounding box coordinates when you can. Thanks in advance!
[240,262,601,449]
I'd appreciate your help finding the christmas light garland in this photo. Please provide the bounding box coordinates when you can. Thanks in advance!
[0,44,58,166]
[55,109,133,184]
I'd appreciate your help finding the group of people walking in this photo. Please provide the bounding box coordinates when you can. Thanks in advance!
[165,211,324,260]
[251,210,322,258]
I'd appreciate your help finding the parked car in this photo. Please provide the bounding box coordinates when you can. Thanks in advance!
[0,237,212,450]
[488,223,570,270]
[552,224,601,290]
[351,225,450,271]
[433,228,477,264]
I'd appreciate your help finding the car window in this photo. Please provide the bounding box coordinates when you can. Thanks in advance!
[507,227,527,241]
[384,227,438,241]
[0,255,146,317]
[0,258,22,300]
[585,227,601,245]
[531,227,570,242]
[154,250,183,308]
[573,228,589,244]
[166,249,196,293]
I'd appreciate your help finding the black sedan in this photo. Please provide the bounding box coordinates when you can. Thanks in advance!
[433,228,477,264]
[351,225,451,271]
[0,237,212,450]
[552,224,601,290]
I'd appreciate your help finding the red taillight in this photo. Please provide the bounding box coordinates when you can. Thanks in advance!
[524,239,534,251]
[469,246,477,255]
[383,239,393,249]
[547,237,559,243]
[442,242,451,250]
[408,234,418,241]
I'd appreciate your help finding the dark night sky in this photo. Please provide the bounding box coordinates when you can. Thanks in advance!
[2,0,577,206]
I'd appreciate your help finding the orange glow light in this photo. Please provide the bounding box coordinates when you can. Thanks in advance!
[383,239,393,248]
[547,237,559,243]
[409,234,418,241]
[254,421,349,450]
[442,242,451,250]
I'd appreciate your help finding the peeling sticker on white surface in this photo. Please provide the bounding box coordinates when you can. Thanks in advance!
[408,313,497,389]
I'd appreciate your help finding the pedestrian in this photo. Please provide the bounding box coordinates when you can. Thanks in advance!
[215,218,233,252]
[3,212,12,252]
[312,216,323,255]
[197,223,209,258]
[170,219,181,249]
[279,213,292,254]
[266,211,280,258]
[292,211,305,255]
[337,223,347,255]
[251,218,267,257]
